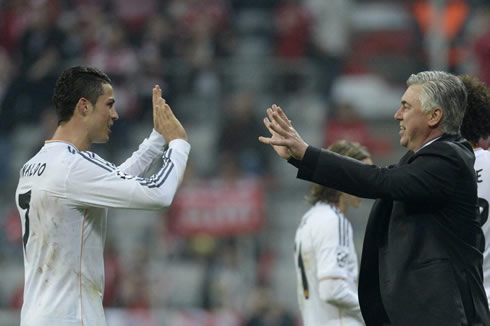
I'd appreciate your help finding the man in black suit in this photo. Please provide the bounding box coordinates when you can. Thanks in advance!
[259,71,490,325]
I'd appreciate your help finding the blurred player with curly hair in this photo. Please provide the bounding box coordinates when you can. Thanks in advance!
[294,140,371,325]
[460,74,490,306]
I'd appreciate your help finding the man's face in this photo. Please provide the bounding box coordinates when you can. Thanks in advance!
[394,85,431,152]
[87,83,118,144]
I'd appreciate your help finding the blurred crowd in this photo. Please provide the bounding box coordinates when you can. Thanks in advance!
[0,0,489,324]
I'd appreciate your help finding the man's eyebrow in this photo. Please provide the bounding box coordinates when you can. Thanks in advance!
[401,100,410,106]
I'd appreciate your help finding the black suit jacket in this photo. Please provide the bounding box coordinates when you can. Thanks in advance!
[291,135,490,326]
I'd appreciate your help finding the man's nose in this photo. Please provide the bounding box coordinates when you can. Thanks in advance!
[112,108,119,120]
[394,108,402,120]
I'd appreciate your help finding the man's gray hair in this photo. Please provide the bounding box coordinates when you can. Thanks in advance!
[407,71,467,134]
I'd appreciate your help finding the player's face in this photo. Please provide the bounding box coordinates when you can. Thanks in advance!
[394,85,431,152]
[87,83,118,144]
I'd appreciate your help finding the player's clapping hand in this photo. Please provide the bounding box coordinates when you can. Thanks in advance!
[258,104,308,160]
[152,85,188,142]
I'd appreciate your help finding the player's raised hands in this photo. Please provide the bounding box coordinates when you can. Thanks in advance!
[152,85,188,142]
[258,104,308,160]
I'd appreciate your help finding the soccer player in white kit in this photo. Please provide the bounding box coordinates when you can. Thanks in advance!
[460,74,490,306]
[294,140,371,326]
[15,66,190,326]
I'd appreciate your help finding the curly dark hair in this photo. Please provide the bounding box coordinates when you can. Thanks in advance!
[306,140,371,205]
[460,75,490,146]
[52,66,112,124]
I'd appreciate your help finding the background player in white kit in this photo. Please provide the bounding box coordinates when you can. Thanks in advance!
[459,74,490,306]
[15,66,190,326]
[294,140,371,326]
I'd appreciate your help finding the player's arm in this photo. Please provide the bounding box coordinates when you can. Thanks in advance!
[117,129,166,176]
[63,140,189,209]
[319,277,361,314]
[314,216,363,320]
[118,85,187,176]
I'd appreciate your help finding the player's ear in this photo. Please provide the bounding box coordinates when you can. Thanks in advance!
[76,98,90,116]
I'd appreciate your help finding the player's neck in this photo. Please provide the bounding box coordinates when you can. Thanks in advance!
[51,122,92,151]
[336,197,347,214]
[470,141,481,151]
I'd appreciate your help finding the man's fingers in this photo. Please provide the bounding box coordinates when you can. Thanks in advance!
[265,121,281,139]
[271,110,292,130]
[263,117,275,134]
[258,135,288,147]
[267,107,291,133]
[270,105,290,125]
[258,136,270,144]
[264,112,290,138]
[268,114,292,139]
[275,106,291,127]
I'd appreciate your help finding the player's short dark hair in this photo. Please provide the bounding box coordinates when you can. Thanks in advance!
[52,66,112,124]
[306,140,371,205]
[460,75,490,145]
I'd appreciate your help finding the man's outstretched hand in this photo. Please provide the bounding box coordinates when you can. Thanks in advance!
[258,104,308,160]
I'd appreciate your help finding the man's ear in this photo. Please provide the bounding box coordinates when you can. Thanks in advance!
[428,108,443,128]
[75,98,90,116]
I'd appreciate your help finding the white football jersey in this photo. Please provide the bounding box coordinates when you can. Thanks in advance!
[475,148,490,305]
[294,202,363,326]
[15,130,190,326]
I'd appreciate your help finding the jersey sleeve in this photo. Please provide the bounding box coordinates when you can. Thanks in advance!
[318,278,362,320]
[313,213,352,280]
[312,213,362,317]
[63,139,190,209]
[297,143,464,202]
[117,129,166,176]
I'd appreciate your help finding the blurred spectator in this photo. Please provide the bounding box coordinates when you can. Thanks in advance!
[0,0,30,55]
[324,101,391,156]
[3,206,22,250]
[217,89,271,177]
[244,286,296,326]
[86,22,139,82]
[75,3,109,55]
[272,0,311,93]
[103,239,123,307]
[119,264,151,309]
[0,49,13,114]
[231,0,276,10]
[273,0,311,60]
[111,0,158,37]
[26,107,59,156]
[410,0,471,73]
[255,245,276,287]
[473,6,490,87]
[0,48,15,182]
[200,239,246,311]
[136,13,177,121]
[0,0,71,133]
[304,0,353,101]
[171,0,233,96]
